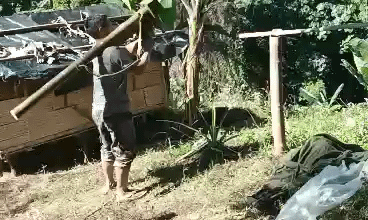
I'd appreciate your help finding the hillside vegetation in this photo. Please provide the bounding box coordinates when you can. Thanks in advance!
[1,0,368,219]
[2,102,368,219]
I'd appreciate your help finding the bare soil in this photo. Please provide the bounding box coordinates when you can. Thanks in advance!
[0,147,274,220]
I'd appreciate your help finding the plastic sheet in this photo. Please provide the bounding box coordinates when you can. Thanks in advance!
[276,160,368,220]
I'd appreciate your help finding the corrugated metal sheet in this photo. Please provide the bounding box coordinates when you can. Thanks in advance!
[0,5,188,80]
[0,5,130,80]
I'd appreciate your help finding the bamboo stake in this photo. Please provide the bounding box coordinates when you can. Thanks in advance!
[10,3,156,120]
[0,15,131,37]
[269,29,285,156]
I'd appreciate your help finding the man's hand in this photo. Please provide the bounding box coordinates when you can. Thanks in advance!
[136,51,149,67]
[125,38,153,67]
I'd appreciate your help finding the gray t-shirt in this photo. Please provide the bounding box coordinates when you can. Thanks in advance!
[92,46,133,117]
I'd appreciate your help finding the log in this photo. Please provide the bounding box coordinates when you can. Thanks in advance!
[10,2,158,120]
[0,15,131,37]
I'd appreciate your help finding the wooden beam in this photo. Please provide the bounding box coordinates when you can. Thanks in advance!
[269,30,286,156]
[239,22,368,39]
[0,15,131,37]
[239,29,303,38]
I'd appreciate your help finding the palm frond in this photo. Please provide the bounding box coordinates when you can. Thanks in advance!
[176,139,208,162]
[220,134,239,143]
[157,120,200,133]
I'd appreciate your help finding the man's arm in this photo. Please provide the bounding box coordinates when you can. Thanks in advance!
[103,47,133,74]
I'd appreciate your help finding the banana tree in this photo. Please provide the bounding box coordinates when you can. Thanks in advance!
[121,0,176,29]
[123,0,200,125]
[180,0,225,124]
[121,0,225,124]
[343,38,368,90]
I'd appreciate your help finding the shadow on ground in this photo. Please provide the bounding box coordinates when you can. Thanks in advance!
[132,142,259,197]
[4,107,265,176]
[144,212,178,220]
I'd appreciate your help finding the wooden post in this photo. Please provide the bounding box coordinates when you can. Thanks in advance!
[269,29,286,156]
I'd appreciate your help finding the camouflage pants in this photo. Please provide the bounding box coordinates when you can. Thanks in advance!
[92,110,136,167]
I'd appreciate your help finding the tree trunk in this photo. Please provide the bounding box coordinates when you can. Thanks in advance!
[185,14,200,125]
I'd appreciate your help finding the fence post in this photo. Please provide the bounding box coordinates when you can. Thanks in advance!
[269,29,286,156]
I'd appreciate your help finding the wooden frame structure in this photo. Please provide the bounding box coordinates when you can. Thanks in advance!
[239,23,368,156]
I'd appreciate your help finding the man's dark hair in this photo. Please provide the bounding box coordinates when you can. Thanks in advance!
[84,14,112,39]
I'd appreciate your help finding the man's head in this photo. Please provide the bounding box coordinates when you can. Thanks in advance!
[84,14,113,39]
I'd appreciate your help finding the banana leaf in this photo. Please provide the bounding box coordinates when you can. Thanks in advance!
[346,38,368,90]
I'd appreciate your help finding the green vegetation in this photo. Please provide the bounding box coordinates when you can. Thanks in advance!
[320,184,368,219]
[2,0,368,219]
[52,0,102,9]
[3,103,368,219]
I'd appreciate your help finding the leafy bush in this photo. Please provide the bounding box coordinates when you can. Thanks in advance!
[238,125,273,156]
[299,79,344,107]
[163,107,240,170]
[299,79,327,104]
[285,103,368,150]
[52,0,101,9]
[235,0,368,104]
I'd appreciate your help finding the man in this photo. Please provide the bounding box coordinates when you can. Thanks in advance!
[85,14,152,201]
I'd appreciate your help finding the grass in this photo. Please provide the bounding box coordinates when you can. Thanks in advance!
[319,184,368,220]
[1,144,274,220]
[285,103,368,150]
[3,95,368,219]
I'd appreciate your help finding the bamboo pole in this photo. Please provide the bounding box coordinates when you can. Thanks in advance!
[269,29,285,156]
[10,3,156,120]
[0,15,131,37]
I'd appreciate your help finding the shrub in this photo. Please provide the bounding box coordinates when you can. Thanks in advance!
[52,0,101,9]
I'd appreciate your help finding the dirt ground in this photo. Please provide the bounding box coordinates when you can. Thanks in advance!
[0,147,274,220]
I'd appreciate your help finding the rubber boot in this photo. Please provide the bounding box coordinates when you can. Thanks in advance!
[101,161,115,194]
[116,164,131,201]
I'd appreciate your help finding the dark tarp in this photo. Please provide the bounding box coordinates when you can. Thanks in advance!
[30,4,132,47]
[0,5,188,81]
[0,5,128,80]
[151,30,189,61]
[244,133,368,216]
